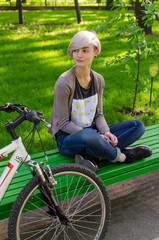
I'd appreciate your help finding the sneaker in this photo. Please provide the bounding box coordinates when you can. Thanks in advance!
[122,145,152,163]
[75,154,98,172]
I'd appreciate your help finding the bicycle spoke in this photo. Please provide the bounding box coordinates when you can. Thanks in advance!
[69,223,94,239]
[37,221,56,240]
[66,187,96,212]
[51,224,65,240]
[20,219,57,240]
[70,192,101,221]
[69,225,86,240]
[9,165,110,240]
[65,176,85,211]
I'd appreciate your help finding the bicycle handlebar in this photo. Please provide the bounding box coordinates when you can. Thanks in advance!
[0,103,51,128]
[26,110,42,125]
[0,103,23,113]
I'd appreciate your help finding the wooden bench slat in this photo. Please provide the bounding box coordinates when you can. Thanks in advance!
[103,162,159,185]
[0,124,159,220]
[143,124,159,130]
[135,135,159,145]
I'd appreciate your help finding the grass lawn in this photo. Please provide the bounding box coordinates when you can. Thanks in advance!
[0,0,106,6]
[0,9,159,154]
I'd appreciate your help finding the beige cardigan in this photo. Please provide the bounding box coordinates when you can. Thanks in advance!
[48,66,110,137]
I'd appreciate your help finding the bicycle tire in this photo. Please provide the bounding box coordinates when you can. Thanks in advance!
[8,164,111,240]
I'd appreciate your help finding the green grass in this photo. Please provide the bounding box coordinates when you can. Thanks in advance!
[0,10,159,154]
[0,0,131,6]
[0,0,107,6]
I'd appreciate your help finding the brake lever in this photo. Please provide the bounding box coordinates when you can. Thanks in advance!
[4,103,15,113]
[4,103,22,113]
[40,118,51,128]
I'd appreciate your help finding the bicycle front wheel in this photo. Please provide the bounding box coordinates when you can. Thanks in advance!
[8,164,111,240]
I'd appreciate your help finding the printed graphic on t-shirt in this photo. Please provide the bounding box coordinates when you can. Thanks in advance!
[71,93,98,127]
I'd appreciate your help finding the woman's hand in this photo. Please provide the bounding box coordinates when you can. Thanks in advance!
[101,132,118,147]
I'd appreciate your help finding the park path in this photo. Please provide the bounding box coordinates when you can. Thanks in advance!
[1,169,159,240]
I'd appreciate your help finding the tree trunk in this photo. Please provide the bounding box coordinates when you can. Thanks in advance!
[16,0,24,24]
[74,0,83,24]
[132,44,140,115]
[134,0,152,35]
[106,0,113,10]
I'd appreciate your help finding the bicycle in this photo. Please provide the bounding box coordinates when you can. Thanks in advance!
[0,103,111,240]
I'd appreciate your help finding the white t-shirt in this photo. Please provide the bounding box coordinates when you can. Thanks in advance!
[71,76,98,128]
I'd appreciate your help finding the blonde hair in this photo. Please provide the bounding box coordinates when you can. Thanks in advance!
[68,30,101,58]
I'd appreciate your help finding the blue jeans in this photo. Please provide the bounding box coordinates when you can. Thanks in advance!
[56,120,145,163]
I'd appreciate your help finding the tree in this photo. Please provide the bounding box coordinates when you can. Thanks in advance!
[152,0,159,21]
[134,0,152,35]
[98,2,158,114]
[16,0,24,24]
[142,0,159,24]
[106,0,114,10]
[74,0,83,24]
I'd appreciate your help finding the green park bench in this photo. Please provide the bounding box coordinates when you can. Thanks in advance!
[0,123,159,220]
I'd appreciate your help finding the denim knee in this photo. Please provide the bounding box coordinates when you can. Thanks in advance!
[135,120,145,137]
[85,135,121,162]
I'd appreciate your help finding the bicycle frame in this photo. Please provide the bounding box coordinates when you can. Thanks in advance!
[0,137,30,201]
[0,136,69,224]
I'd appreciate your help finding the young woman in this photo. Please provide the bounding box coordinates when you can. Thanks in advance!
[48,30,152,172]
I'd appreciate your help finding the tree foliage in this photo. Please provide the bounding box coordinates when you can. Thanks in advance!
[98,1,159,114]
